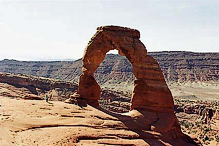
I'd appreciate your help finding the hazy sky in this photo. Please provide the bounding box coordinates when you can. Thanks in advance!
[0,0,218,61]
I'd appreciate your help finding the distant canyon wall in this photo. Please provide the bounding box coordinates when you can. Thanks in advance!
[0,51,218,86]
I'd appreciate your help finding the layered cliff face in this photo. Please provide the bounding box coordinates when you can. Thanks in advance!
[0,51,218,85]
[0,72,77,91]
[0,59,82,82]
[0,72,78,101]
[149,51,219,83]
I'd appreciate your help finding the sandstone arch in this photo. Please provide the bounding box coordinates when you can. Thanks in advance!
[78,26,174,112]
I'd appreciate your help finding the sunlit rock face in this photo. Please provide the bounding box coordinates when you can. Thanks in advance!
[78,25,174,111]
[74,26,200,142]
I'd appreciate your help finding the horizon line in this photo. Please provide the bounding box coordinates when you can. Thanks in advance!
[1,51,218,62]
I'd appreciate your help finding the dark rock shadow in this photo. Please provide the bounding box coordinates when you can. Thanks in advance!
[90,105,200,146]
[46,101,53,105]
[77,99,88,108]
[26,85,38,95]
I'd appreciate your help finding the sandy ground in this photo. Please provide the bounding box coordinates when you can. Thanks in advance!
[0,96,141,146]
[102,81,219,102]
[0,96,198,146]
[169,81,219,101]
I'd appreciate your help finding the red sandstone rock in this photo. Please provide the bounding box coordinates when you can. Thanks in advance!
[78,26,174,111]
[0,72,78,101]
[0,72,77,91]
[75,26,200,144]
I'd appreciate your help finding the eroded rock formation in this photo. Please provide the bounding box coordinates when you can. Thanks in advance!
[69,26,201,144]
[0,72,78,100]
[75,26,181,138]
[78,26,174,111]
[0,72,77,91]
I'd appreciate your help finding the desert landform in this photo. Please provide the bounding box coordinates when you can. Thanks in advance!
[0,26,218,146]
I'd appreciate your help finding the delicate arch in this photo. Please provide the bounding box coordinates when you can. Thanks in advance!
[77,26,174,112]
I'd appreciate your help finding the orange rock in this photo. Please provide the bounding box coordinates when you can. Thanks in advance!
[78,26,174,111]
[77,26,192,141]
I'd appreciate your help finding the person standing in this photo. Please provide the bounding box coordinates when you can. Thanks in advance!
[45,94,49,102]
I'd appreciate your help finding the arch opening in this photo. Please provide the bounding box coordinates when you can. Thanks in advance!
[95,50,136,113]
[106,49,118,54]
